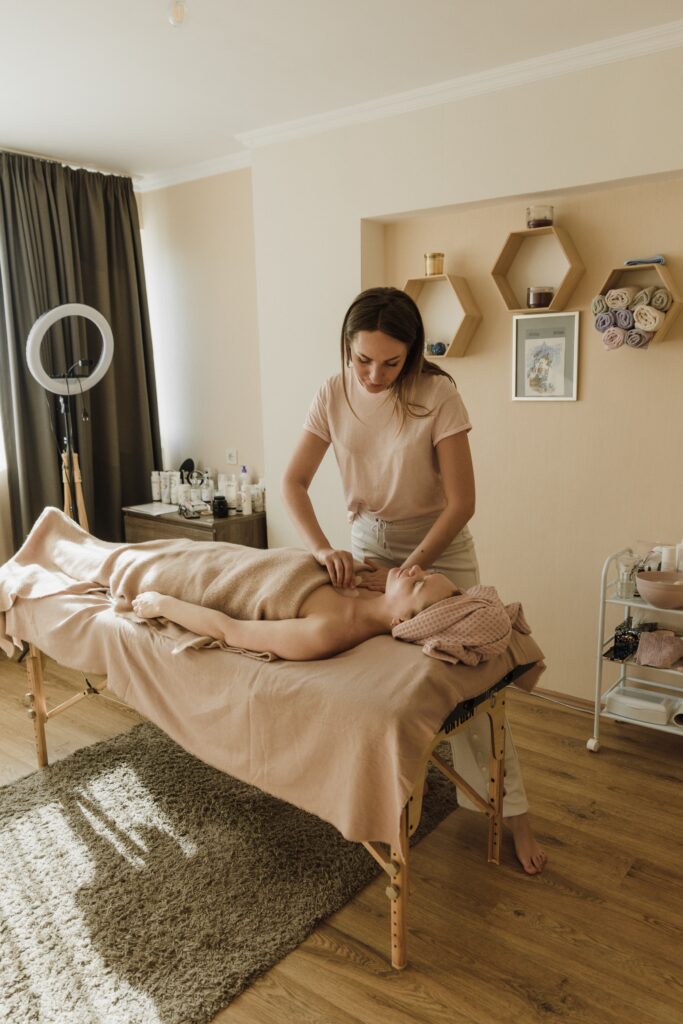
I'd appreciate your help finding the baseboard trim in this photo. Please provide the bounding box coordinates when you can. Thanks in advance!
[528,686,593,712]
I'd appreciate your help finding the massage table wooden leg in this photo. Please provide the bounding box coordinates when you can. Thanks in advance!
[486,696,506,865]
[389,805,409,970]
[23,644,110,769]
[24,644,48,768]
[362,805,409,970]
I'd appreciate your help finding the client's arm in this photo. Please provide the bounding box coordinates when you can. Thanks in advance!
[132,592,346,661]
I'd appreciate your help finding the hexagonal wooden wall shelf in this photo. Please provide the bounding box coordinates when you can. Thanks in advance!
[491,225,584,314]
[403,274,481,358]
[598,262,681,344]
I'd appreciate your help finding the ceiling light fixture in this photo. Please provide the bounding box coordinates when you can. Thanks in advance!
[168,0,187,27]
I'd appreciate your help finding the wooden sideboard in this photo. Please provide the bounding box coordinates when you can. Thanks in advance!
[122,507,267,548]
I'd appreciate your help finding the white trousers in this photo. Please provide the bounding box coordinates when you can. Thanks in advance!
[351,511,529,816]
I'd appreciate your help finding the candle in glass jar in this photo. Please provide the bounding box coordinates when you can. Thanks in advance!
[424,252,444,276]
[526,205,554,229]
[527,286,554,309]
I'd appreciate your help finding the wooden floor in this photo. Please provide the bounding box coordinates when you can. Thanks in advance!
[2,655,682,1024]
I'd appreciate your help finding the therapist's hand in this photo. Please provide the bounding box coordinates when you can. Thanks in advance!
[356,559,390,592]
[315,547,356,589]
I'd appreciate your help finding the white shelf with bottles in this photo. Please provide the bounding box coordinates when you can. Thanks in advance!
[588,548,683,751]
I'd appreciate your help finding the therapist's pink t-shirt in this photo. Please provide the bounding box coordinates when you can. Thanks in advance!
[303,370,471,521]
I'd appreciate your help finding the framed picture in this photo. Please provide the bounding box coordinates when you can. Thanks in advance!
[512,312,579,401]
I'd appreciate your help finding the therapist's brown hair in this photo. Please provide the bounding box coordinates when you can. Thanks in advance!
[340,287,454,423]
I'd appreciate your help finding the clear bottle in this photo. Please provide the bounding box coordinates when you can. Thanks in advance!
[240,464,250,490]
[201,470,215,503]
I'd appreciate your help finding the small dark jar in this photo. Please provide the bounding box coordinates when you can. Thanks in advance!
[526,286,554,309]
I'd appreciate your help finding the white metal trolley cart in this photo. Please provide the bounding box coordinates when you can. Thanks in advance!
[589,548,683,752]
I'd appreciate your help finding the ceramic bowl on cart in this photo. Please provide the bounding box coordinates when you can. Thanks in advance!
[635,571,683,609]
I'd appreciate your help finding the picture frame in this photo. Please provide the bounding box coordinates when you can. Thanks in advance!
[512,311,579,402]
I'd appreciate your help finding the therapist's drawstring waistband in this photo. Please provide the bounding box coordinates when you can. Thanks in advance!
[372,517,388,549]
[348,507,388,548]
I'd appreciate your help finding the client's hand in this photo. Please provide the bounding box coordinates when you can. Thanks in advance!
[356,559,390,592]
[315,546,356,590]
[132,591,167,619]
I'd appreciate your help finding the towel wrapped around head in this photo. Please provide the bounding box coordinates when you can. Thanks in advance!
[602,326,626,350]
[391,584,530,666]
[650,287,672,312]
[625,329,653,349]
[605,287,637,310]
[633,304,665,332]
[594,311,616,332]
[591,294,608,315]
[629,286,655,309]
[615,308,634,330]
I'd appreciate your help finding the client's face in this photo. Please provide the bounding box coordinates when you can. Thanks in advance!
[385,565,455,623]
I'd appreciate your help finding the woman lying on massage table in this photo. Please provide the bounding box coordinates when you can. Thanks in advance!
[132,564,456,661]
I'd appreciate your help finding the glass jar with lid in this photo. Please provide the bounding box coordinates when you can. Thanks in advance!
[526,286,554,309]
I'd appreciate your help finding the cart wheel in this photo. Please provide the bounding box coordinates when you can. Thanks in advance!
[586,737,600,752]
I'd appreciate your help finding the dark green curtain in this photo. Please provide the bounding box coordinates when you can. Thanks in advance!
[0,152,161,547]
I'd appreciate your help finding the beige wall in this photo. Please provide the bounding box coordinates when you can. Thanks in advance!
[249,47,683,700]
[140,169,264,483]
[381,177,683,700]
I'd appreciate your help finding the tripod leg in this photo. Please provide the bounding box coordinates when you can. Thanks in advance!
[62,451,74,518]
[71,453,89,531]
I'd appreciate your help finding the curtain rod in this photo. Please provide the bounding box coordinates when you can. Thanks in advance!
[0,144,132,179]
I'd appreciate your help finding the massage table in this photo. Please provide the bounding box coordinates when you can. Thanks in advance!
[1,510,545,969]
[8,601,541,971]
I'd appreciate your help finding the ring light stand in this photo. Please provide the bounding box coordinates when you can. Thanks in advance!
[26,303,114,530]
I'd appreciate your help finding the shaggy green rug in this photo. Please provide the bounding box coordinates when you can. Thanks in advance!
[0,722,457,1024]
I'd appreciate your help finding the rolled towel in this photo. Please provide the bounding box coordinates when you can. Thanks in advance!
[591,294,608,315]
[602,326,626,350]
[629,286,655,309]
[625,329,653,349]
[615,308,634,329]
[633,304,665,332]
[605,287,637,310]
[594,311,616,332]
[650,287,672,312]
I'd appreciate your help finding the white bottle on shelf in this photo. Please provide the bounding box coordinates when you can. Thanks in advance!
[201,469,215,503]
[226,474,237,514]
[660,545,677,572]
[241,484,253,516]
[676,540,683,572]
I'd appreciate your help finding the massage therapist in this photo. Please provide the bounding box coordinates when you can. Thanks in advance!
[282,286,546,874]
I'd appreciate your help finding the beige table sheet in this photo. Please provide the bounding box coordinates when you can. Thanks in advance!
[6,590,543,847]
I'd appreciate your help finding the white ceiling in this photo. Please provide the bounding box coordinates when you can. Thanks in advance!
[2,1,683,189]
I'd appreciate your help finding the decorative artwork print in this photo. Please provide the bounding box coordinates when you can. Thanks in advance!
[513,312,579,401]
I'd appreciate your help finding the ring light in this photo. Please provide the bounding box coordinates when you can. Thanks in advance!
[26,303,114,396]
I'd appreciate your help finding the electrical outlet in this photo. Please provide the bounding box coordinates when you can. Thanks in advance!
[225,448,238,465]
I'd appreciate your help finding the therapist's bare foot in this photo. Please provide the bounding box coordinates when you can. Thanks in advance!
[504,812,547,875]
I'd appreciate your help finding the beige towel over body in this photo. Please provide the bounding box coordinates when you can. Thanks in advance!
[0,508,330,656]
